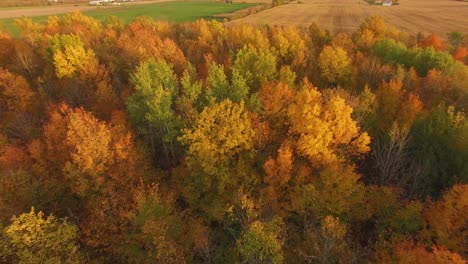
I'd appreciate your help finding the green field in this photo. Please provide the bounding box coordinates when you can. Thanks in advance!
[0,1,255,36]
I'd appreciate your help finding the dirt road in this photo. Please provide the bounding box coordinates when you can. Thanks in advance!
[0,0,175,19]
[230,0,468,37]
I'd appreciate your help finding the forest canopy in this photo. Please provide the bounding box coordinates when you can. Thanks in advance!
[0,13,467,263]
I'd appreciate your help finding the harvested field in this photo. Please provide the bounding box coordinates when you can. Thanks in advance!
[230,0,468,37]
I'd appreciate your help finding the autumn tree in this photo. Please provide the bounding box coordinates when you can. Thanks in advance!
[178,99,255,219]
[0,208,83,263]
[237,217,285,264]
[225,23,269,52]
[49,34,98,79]
[32,105,149,257]
[299,216,351,263]
[356,16,387,50]
[318,45,351,85]
[453,47,468,62]
[360,16,387,40]
[423,184,468,257]
[288,80,370,167]
[263,143,294,215]
[270,26,307,72]
[62,107,144,254]
[420,33,444,51]
[331,32,356,55]
[291,165,367,222]
[117,18,186,74]
[376,238,466,264]
[177,20,225,66]
[258,81,294,143]
[0,68,39,140]
[373,79,423,134]
[0,142,36,224]
[125,185,208,263]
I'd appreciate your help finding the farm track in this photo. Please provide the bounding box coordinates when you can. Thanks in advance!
[0,0,175,19]
[229,0,468,38]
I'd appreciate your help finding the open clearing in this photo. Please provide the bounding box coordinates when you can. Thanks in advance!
[230,0,468,37]
[0,1,255,35]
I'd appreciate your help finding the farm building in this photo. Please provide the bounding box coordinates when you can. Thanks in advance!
[89,0,115,5]
[383,0,393,6]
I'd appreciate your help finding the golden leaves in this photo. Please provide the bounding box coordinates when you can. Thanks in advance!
[180,99,254,174]
[288,81,370,166]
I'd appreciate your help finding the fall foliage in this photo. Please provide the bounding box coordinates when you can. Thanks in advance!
[0,13,467,263]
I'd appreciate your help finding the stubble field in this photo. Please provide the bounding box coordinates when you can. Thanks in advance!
[231,0,468,37]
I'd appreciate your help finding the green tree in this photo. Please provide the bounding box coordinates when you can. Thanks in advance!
[232,45,277,92]
[127,59,180,166]
[408,106,467,198]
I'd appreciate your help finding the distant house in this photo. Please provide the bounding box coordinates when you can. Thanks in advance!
[382,0,393,6]
[89,0,114,5]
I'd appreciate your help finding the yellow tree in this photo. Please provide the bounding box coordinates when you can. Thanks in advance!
[225,23,269,52]
[49,34,98,79]
[359,16,387,40]
[178,99,256,219]
[271,26,307,72]
[0,208,83,263]
[63,108,114,195]
[287,80,370,167]
[318,45,351,85]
